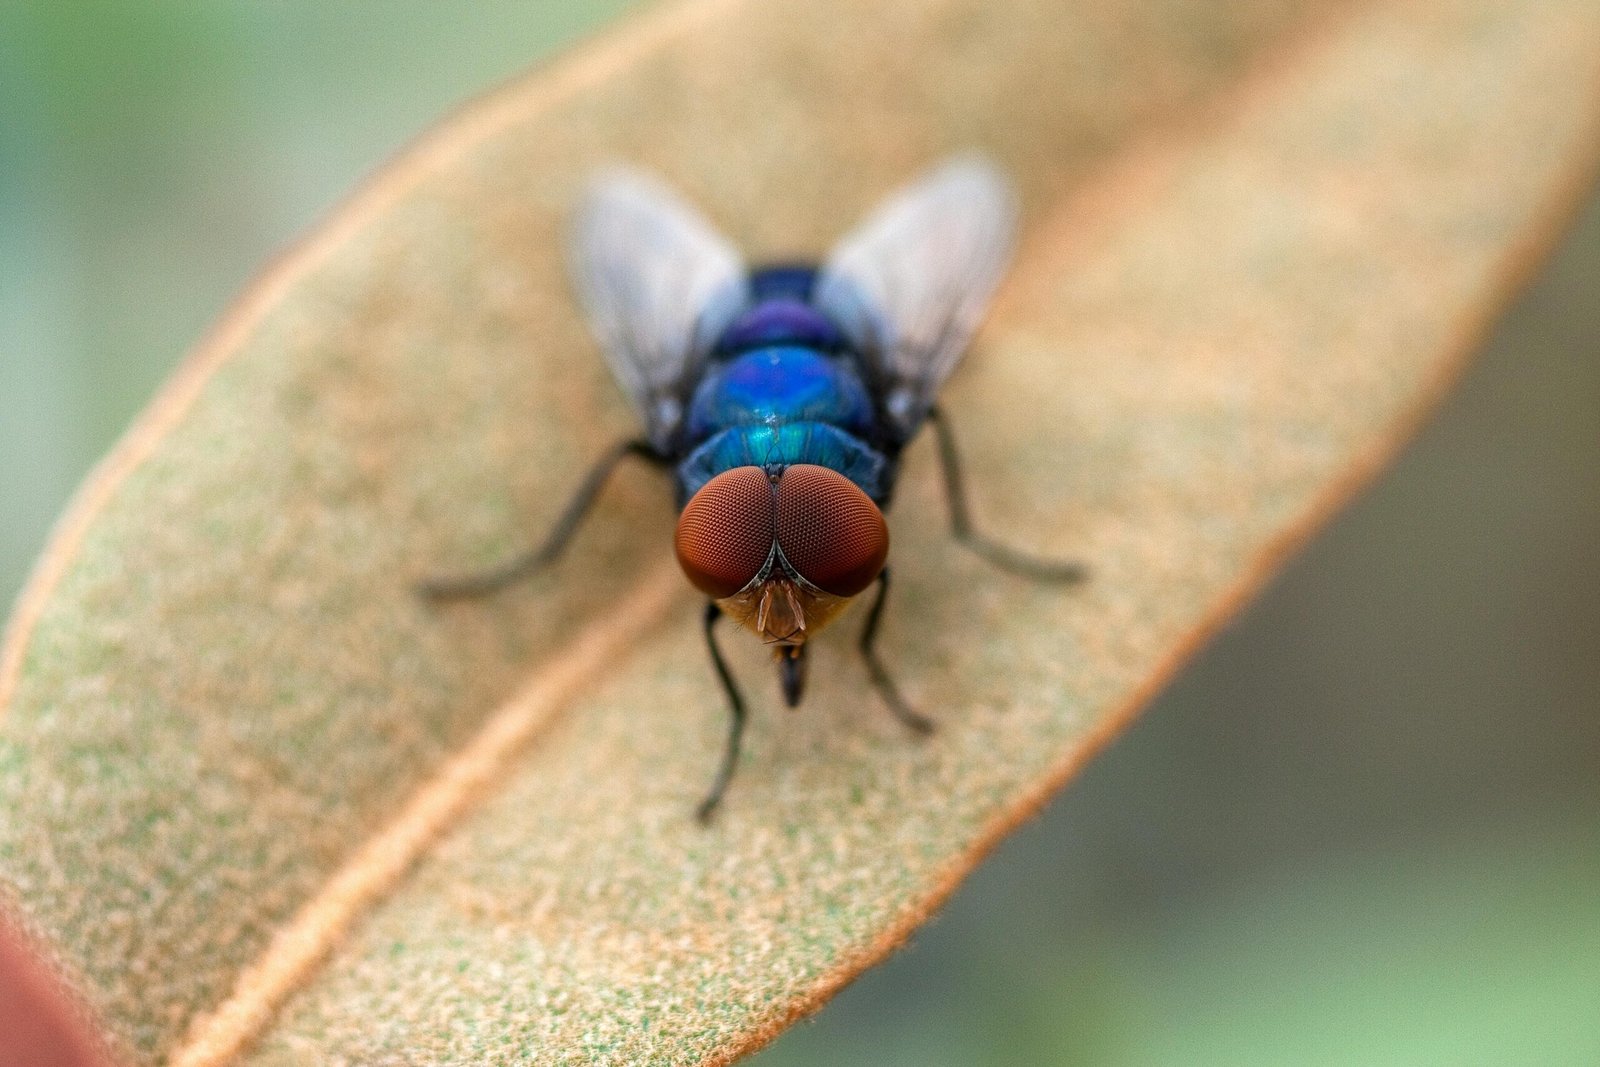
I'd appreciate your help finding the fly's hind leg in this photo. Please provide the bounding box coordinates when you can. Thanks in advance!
[416,437,666,600]
[698,602,748,823]
[859,568,935,735]
[927,405,1088,583]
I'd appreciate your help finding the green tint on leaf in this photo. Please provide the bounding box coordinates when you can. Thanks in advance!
[3,0,1599,1064]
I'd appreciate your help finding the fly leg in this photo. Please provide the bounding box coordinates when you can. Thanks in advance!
[927,405,1088,583]
[859,568,935,735]
[698,602,748,823]
[417,437,666,600]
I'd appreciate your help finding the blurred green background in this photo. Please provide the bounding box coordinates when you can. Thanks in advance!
[2,3,1597,1064]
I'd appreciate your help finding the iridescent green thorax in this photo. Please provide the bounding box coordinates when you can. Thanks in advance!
[675,262,896,505]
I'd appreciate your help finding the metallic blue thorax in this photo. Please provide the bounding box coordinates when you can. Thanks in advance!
[676,267,890,503]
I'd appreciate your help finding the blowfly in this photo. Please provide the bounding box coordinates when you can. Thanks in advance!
[421,155,1086,820]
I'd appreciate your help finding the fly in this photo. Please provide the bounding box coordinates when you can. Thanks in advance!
[420,155,1086,821]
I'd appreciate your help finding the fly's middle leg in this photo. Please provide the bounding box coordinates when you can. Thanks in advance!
[416,437,666,600]
[926,405,1088,584]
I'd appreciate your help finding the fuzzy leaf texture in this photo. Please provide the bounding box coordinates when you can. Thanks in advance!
[3,0,1599,1064]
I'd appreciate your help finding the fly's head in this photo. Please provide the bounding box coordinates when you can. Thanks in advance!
[674,464,888,650]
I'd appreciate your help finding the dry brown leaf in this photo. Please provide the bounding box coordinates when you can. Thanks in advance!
[3,0,1599,1063]
[0,919,119,1067]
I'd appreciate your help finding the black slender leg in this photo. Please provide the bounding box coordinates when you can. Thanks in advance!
[417,437,665,600]
[927,405,1088,583]
[859,568,935,735]
[698,602,748,823]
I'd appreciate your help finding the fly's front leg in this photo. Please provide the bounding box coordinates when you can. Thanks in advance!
[699,602,748,823]
[417,437,665,600]
[927,405,1087,583]
[859,568,934,735]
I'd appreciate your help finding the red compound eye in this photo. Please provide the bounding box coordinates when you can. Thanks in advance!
[675,466,775,598]
[775,465,889,597]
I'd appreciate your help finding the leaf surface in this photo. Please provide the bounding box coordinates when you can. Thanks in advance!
[2,0,1598,1064]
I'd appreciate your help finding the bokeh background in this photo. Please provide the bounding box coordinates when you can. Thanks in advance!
[2,3,1596,1064]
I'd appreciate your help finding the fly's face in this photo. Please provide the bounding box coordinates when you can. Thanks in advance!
[673,464,888,646]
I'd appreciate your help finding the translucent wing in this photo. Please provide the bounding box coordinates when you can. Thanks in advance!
[569,169,748,450]
[815,155,1018,440]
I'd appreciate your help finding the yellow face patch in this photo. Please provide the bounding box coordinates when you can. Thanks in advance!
[716,577,853,647]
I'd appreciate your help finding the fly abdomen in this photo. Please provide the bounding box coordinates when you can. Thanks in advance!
[714,298,846,354]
